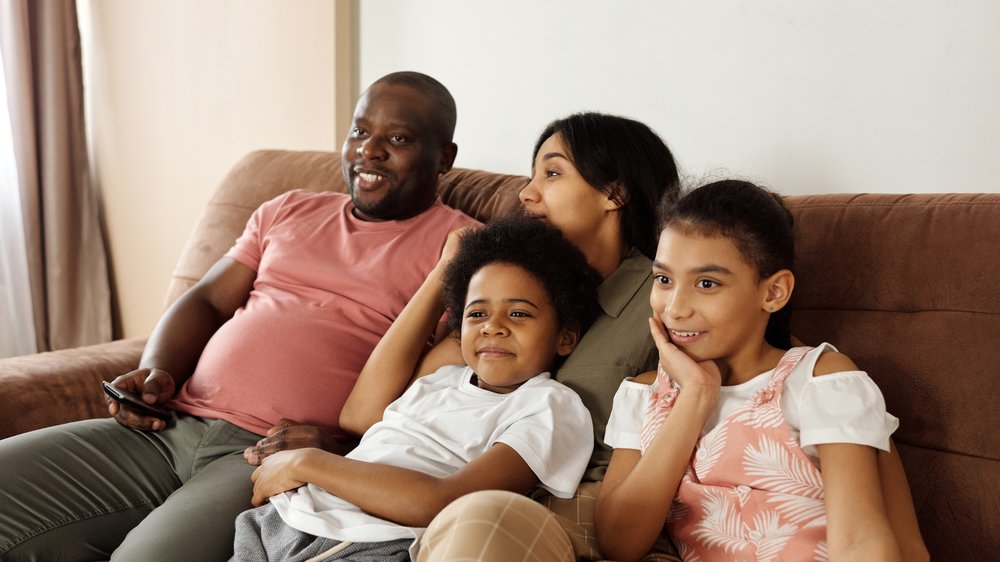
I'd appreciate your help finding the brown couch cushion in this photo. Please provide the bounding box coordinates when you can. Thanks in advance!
[786,193,1000,559]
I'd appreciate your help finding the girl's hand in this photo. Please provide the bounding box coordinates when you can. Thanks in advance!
[250,449,315,506]
[648,316,721,394]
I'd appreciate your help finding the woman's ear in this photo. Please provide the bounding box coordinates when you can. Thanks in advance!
[762,269,794,313]
[603,182,628,211]
[555,327,580,357]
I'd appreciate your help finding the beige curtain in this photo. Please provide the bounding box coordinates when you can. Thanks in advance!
[0,0,111,351]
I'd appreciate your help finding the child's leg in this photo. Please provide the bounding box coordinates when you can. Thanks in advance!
[878,439,929,562]
[232,504,411,562]
[232,503,341,562]
[418,490,573,562]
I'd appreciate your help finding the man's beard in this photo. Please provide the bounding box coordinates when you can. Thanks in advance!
[350,184,401,219]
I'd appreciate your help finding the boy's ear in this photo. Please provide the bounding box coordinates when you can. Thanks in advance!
[761,269,794,313]
[555,327,580,357]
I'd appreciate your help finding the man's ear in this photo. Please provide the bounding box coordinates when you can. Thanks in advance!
[761,269,794,313]
[555,327,580,357]
[439,142,458,175]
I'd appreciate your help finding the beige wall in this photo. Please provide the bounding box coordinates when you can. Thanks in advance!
[360,0,1000,195]
[81,0,341,338]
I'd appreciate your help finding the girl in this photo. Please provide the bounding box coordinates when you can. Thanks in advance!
[596,180,926,562]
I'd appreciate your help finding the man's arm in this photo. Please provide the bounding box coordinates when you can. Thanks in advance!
[250,443,537,527]
[106,257,255,430]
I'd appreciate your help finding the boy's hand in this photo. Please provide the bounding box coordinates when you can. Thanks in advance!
[437,226,478,268]
[648,316,721,394]
[250,449,311,506]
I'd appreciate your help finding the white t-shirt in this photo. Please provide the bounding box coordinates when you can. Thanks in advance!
[605,343,898,462]
[271,364,594,547]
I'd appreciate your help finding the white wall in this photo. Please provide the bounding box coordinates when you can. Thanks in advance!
[360,0,1000,194]
[82,0,339,337]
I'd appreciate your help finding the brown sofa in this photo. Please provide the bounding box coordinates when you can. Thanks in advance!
[1,149,997,559]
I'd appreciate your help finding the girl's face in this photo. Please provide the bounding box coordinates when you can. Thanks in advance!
[519,133,617,249]
[460,263,577,393]
[650,227,773,364]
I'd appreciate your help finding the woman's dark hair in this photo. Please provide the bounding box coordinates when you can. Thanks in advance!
[532,112,680,258]
[442,216,602,340]
[658,180,795,349]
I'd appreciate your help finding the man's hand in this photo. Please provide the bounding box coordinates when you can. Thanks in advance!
[243,418,342,466]
[106,368,176,431]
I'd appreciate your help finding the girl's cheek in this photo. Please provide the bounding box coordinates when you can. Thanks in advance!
[649,291,666,315]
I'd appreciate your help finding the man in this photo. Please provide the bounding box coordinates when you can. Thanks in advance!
[0,71,477,562]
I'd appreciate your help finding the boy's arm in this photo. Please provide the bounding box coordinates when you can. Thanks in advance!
[250,444,537,526]
[340,228,469,437]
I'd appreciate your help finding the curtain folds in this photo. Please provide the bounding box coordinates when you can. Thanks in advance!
[0,0,111,351]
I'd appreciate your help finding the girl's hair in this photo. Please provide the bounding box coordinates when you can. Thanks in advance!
[532,112,680,258]
[442,216,602,337]
[658,180,795,349]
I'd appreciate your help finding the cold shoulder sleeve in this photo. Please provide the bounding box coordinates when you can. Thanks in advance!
[798,370,899,452]
[604,378,654,450]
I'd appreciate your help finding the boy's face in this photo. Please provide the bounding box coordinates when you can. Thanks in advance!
[460,263,578,394]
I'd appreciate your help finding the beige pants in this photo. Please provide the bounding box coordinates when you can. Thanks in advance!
[418,484,680,562]
[418,490,574,562]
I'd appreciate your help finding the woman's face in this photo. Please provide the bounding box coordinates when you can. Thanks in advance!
[519,133,616,248]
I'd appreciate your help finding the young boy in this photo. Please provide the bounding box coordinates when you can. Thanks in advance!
[232,216,603,561]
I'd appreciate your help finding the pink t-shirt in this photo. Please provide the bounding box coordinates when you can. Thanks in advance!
[170,190,477,438]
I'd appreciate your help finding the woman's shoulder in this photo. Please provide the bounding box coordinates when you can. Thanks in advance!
[631,370,657,385]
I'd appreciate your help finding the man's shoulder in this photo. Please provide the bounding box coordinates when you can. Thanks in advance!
[257,189,347,215]
[279,189,349,206]
[420,198,481,228]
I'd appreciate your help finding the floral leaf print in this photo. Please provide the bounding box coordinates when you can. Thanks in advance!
[693,424,728,479]
[667,499,689,524]
[673,539,701,562]
[730,401,784,429]
[813,539,829,561]
[748,510,797,562]
[690,490,747,556]
[743,436,824,499]
[766,492,827,527]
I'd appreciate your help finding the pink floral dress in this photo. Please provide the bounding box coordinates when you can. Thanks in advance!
[641,347,830,562]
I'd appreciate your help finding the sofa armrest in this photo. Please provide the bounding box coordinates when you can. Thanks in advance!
[0,338,146,439]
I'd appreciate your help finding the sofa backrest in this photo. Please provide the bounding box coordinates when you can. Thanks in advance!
[786,192,1000,559]
[170,149,998,559]
[167,150,525,304]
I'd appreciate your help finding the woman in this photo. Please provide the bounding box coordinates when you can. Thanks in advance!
[407,112,684,561]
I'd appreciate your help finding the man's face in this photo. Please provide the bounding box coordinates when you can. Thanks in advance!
[342,82,456,221]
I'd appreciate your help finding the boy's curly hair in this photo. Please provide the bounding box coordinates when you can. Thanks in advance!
[442,216,603,336]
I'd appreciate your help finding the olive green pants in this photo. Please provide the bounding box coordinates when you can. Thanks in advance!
[0,414,260,562]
